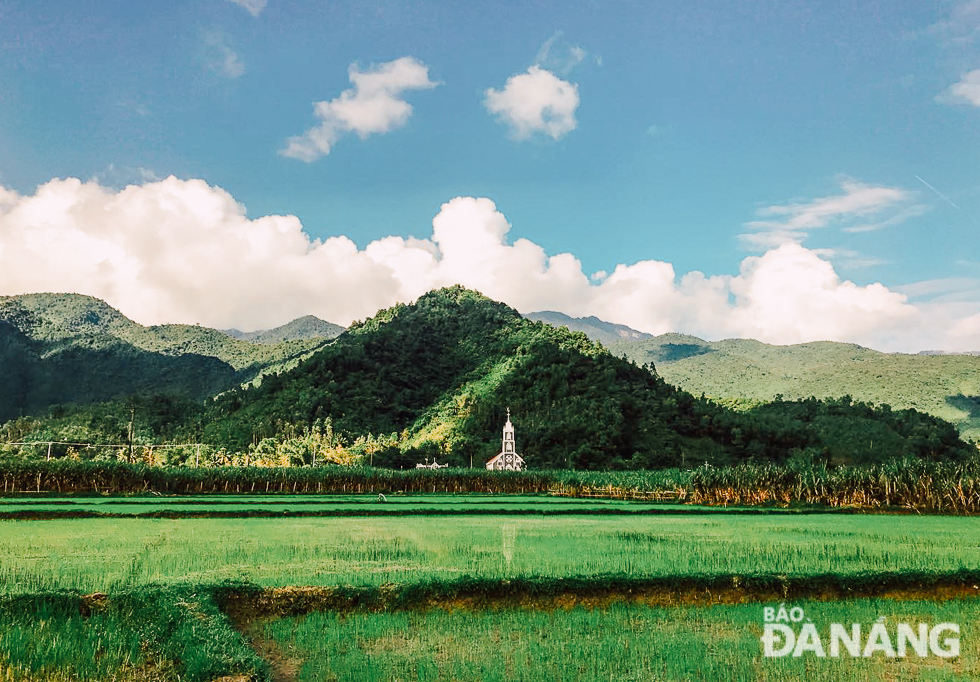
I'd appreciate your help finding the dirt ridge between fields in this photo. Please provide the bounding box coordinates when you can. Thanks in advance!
[214,576,980,682]
[215,576,980,625]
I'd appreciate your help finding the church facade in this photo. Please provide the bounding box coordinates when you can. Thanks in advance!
[485,408,525,471]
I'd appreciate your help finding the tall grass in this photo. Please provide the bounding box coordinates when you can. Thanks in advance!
[688,460,980,512]
[0,460,554,495]
[4,459,980,512]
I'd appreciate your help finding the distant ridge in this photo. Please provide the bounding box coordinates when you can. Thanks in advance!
[222,315,345,344]
[0,293,335,422]
[524,310,980,441]
[918,350,980,357]
[607,334,980,441]
[525,311,652,345]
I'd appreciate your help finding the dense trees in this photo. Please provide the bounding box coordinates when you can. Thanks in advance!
[2,287,975,470]
[193,287,975,469]
[0,293,335,422]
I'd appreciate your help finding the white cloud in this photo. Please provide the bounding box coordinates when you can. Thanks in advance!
[484,33,586,141]
[0,177,977,352]
[898,277,980,303]
[740,180,918,249]
[535,31,586,75]
[485,66,579,140]
[950,312,980,345]
[724,245,917,348]
[281,57,438,162]
[938,69,980,107]
[92,165,161,189]
[204,32,245,79]
[227,0,266,17]
[928,1,980,47]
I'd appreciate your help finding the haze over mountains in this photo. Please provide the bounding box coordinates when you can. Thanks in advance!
[221,317,346,345]
[525,312,652,345]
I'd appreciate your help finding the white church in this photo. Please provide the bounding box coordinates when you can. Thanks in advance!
[485,408,525,471]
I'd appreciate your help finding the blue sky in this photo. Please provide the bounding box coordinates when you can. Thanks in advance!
[0,0,978,351]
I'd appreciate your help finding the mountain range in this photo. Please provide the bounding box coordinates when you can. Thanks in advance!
[0,291,977,453]
[196,286,970,468]
[533,312,980,442]
[525,311,652,345]
[221,316,345,344]
[0,293,339,423]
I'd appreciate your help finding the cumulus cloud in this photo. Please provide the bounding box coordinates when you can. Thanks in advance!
[724,245,917,348]
[281,57,438,162]
[740,180,919,249]
[227,0,266,17]
[938,69,980,107]
[0,177,976,352]
[484,33,586,141]
[484,66,579,140]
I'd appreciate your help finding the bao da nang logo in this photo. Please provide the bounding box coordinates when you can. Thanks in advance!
[761,604,960,658]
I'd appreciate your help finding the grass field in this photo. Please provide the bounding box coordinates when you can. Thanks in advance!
[2,511,980,595]
[264,598,980,682]
[2,493,980,681]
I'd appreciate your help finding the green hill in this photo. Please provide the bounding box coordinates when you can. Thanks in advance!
[201,286,973,468]
[607,335,980,441]
[0,293,334,422]
[1,290,972,469]
[222,315,345,344]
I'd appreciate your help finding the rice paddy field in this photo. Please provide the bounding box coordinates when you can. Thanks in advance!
[2,492,980,681]
[264,599,980,682]
[2,511,980,594]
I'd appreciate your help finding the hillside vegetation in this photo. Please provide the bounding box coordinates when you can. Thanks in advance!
[1,288,974,470]
[605,335,980,441]
[0,293,338,422]
[198,287,972,469]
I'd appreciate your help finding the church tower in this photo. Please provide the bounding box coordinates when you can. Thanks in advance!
[486,408,525,471]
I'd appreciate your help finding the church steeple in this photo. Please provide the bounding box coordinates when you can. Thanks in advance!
[502,407,515,454]
[487,407,524,470]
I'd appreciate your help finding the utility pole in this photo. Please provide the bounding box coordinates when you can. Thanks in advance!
[128,403,135,463]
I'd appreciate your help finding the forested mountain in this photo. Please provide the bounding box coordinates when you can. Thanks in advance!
[524,311,652,344]
[1,289,974,470]
[603,335,980,442]
[200,286,973,469]
[522,313,978,442]
[0,293,334,422]
[221,316,344,344]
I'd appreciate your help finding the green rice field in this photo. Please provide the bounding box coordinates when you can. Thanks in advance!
[2,493,980,681]
[265,598,980,682]
[2,502,980,594]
